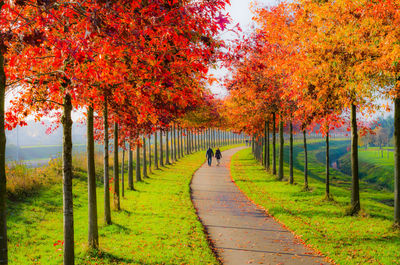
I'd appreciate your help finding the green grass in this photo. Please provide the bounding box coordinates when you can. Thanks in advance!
[338,148,394,190]
[231,148,400,265]
[8,144,242,264]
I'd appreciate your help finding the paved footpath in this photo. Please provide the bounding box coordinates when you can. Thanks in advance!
[191,147,327,265]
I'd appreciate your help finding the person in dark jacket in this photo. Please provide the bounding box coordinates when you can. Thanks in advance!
[215,148,222,166]
[206,147,214,166]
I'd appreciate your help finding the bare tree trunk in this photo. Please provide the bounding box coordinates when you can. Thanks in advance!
[166,129,170,165]
[350,103,360,215]
[113,123,120,211]
[121,147,125,197]
[395,97,400,226]
[142,136,147,178]
[160,131,164,167]
[148,135,152,174]
[128,144,134,190]
[272,113,277,175]
[177,126,181,160]
[62,93,74,265]
[180,127,184,157]
[136,143,141,181]
[154,131,159,169]
[0,44,8,265]
[103,98,111,224]
[289,120,294,184]
[303,129,309,190]
[267,121,270,171]
[326,130,330,198]
[87,105,98,250]
[278,117,284,181]
[173,124,177,161]
[264,121,267,169]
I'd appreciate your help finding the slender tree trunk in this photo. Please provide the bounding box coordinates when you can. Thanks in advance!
[103,98,111,224]
[267,121,270,170]
[173,124,177,161]
[251,135,254,154]
[148,135,152,174]
[326,130,330,198]
[395,97,400,226]
[166,129,170,165]
[62,93,74,265]
[121,147,125,197]
[154,131,159,169]
[87,105,98,249]
[186,129,190,154]
[278,117,284,181]
[0,44,8,265]
[128,145,134,190]
[177,126,181,159]
[351,103,360,214]
[113,123,120,211]
[272,113,277,175]
[136,143,141,182]
[303,129,309,190]
[263,122,267,168]
[160,131,164,166]
[143,136,147,178]
[289,120,294,184]
[180,127,184,157]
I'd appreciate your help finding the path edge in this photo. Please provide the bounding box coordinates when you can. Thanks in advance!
[189,160,223,265]
[228,148,336,265]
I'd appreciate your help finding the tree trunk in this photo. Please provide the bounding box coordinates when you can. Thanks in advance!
[154,131,158,169]
[166,129,170,165]
[128,145,134,190]
[278,117,284,181]
[267,121,270,171]
[160,131,164,167]
[148,135,152,174]
[181,127,184,157]
[289,120,294,184]
[103,98,111,224]
[303,129,309,190]
[177,126,181,159]
[62,93,74,265]
[87,105,98,250]
[121,147,125,197]
[142,136,147,178]
[113,123,120,211]
[395,97,400,226]
[350,103,360,215]
[264,121,267,169]
[0,45,8,265]
[326,130,330,198]
[187,129,190,154]
[272,113,277,175]
[173,124,177,161]
[136,143,141,181]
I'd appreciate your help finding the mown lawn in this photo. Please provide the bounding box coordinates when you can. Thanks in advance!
[231,148,400,265]
[8,145,240,264]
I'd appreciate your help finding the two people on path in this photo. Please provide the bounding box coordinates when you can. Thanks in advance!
[206,147,222,166]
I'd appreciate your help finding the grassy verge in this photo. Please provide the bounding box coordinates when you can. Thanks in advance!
[8,144,242,264]
[230,148,400,265]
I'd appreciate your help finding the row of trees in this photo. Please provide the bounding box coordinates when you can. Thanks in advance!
[0,1,233,264]
[224,0,400,226]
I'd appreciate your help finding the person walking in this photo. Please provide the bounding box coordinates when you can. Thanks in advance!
[215,148,222,166]
[206,147,214,166]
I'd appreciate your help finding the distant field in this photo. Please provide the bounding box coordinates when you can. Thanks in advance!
[6,144,91,163]
[339,148,394,190]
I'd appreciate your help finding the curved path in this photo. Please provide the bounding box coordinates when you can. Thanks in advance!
[191,147,327,265]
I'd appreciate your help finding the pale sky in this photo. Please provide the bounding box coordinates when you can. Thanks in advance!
[209,0,279,98]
